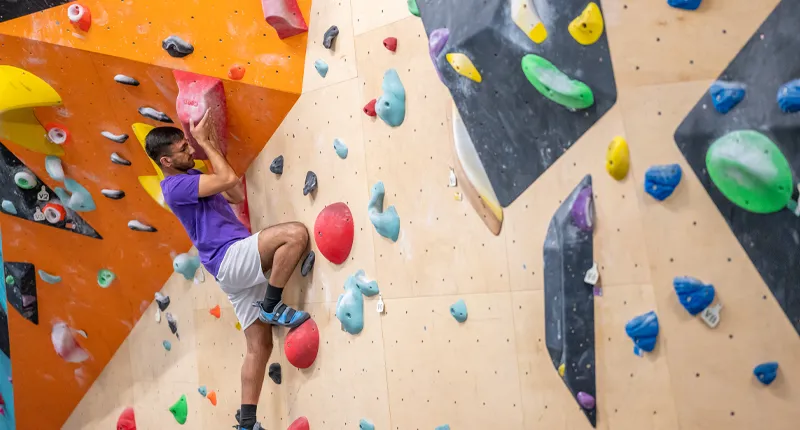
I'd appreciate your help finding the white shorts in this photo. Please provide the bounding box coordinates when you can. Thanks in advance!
[216,232,269,330]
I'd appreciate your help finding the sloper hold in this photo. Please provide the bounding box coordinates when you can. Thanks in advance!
[300,251,315,277]
[138,107,173,123]
[162,35,194,58]
[288,417,310,430]
[5,262,38,325]
[754,362,779,385]
[667,0,702,10]
[383,37,398,52]
[354,269,379,296]
[169,394,188,424]
[360,418,376,430]
[51,321,89,363]
[710,81,746,114]
[543,175,596,427]
[270,155,284,174]
[323,25,339,49]
[114,75,140,86]
[314,202,355,264]
[174,253,201,280]
[174,70,229,160]
[446,53,482,83]
[284,319,319,368]
[333,138,348,159]
[101,131,128,143]
[407,0,420,16]
[522,54,594,110]
[261,0,308,39]
[336,275,365,334]
[428,28,450,82]
[368,181,400,241]
[510,0,547,43]
[625,311,659,354]
[0,66,65,156]
[268,362,282,384]
[568,2,604,45]
[777,79,800,113]
[450,299,468,322]
[314,59,329,78]
[45,155,65,181]
[606,136,630,180]
[376,69,406,127]
[673,276,715,316]
[303,171,318,195]
[644,164,682,201]
[569,185,594,232]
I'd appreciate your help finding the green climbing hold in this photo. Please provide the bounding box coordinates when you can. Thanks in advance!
[169,394,188,424]
[98,269,116,288]
[4,275,14,286]
[521,54,594,110]
[706,130,793,213]
[407,0,420,16]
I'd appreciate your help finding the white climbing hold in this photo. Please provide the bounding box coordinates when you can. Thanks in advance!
[45,156,65,181]
[101,131,129,143]
[584,262,599,285]
[128,220,157,232]
[448,168,457,187]
[155,308,162,323]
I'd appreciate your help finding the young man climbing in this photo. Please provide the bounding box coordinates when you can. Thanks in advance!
[147,109,310,430]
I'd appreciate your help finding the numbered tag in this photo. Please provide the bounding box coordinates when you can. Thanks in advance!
[37,185,49,202]
[376,294,385,314]
[448,168,457,187]
[701,303,722,328]
[454,192,463,201]
[584,262,599,286]
[33,207,45,222]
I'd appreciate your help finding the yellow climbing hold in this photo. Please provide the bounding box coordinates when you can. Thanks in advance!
[568,2,604,46]
[606,136,630,180]
[235,321,242,331]
[0,66,64,156]
[558,363,565,377]
[446,53,482,83]
[510,0,548,44]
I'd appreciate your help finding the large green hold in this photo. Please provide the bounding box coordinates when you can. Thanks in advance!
[706,130,793,213]
[169,394,188,425]
[407,0,420,16]
[521,54,594,110]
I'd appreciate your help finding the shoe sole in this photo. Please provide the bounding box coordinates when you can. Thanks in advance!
[258,311,310,328]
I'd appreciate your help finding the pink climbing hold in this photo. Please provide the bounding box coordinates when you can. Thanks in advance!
[116,407,137,430]
[51,321,89,363]
[173,70,229,160]
[68,3,92,32]
[363,99,377,117]
[231,176,252,232]
[287,416,310,430]
[261,0,308,40]
[284,319,319,369]
[383,37,398,52]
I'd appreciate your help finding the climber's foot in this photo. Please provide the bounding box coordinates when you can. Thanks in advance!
[257,300,310,328]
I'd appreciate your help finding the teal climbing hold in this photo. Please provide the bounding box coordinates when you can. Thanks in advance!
[368,181,400,242]
[336,275,364,334]
[1,200,17,215]
[163,340,172,351]
[359,418,375,430]
[55,178,96,212]
[521,54,594,110]
[333,138,348,159]
[97,269,116,288]
[315,59,329,77]
[450,299,468,322]
[45,155,65,182]
[198,385,207,397]
[376,69,406,127]
[354,269,379,296]
[38,269,62,284]
[435,426,451,430]
[173,253,201,280]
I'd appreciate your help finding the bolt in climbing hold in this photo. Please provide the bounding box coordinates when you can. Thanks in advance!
[323,25,339,49]
[198,385,207,397]
[67,3,91,32]
[228,64,246,81]
[568,2,604,45]
[754,362,779,385]
[209,305,221,319]
[269,362,282,384]
[777,79,800,113]
[363,99,377,117]
[101,189,125,200]
[368,181,400,241]
[270,155,284,174]
[13,169,36,190]
[155,292,171,311]
[1,200,17,215]
[288,417,310,430]
[314,202,355,264]
[43,202,66,224]
[376,69,406,127]
[173,253,201,280]
[45,123,70,145]
[314,59,329,78]
[625,310,658,355]
[333,138,348,159]
[428,28,450,82]
[101,131,129,143]
[673,276,715,316]
[45,155,65,181]
[301,251,315,277]
[128,220,157,232]
[522,54,594,110]
[709,81,746,114]
[354,269,379,296]
[644,163,682,201]
[163,340,172,351]
[138,107,173,123]
[162,35,194,58]
[114,75,139,86]
[169,395,188,424]
[336,275,366,334]
[303,171,318,195]
[38,269,61,284]
[97,269,116,288]
[667,0,702,10]
[606,136,630,180]
[111,152,132,166]
[383,37,398,52]
[510,0,547,44]
[450,299,468,322]
[360,418,376,430]
[407,0,420,16]
[569,185,594,232]
[446,53,482,83]
[577,391,596,410]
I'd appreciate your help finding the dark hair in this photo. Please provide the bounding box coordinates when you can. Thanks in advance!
[145,127,185,166]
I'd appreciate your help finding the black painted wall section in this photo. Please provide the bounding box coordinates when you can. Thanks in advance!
[0,0,71,23]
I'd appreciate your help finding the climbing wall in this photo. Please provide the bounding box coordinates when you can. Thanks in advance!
[13,0,800,428]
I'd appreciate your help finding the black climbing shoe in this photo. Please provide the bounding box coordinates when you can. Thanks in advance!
[233,409,264,430]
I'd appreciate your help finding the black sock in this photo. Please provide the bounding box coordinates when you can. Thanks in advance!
[261,284,283,312]
[239,404,257,429]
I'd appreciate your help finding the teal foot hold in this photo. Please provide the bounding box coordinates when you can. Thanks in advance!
[435,426,451,430]
[163,340,172,351]
[315,59,329,77]
[521,54,594,110]
[376,69,406,127]
[333,138,348,159]
[368,181,400,242]
[56,178,96,212]
[354,269,379,296]
[1,200,17,215]
[450,299,468,322]
[98,269,116,288]
[174,253,201,280]
[198,385,207,397]
[38,269,62,284]
[336,275,365,334]
[359,418,375,430]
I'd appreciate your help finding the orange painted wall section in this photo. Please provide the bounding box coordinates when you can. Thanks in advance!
[0,33,299,429]
[0,0,312,93]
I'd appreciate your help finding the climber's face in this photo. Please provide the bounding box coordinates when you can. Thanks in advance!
[161,138,195,172]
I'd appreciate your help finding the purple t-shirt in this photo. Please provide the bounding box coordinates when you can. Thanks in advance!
[161,169,250,277]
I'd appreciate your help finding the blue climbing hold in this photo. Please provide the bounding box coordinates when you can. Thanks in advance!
[376,69,406,127]
[38,269,62,284]
[673,276,715,316]
[163,340,172,351]
[368,181,400,242]
[198,385,208,397]
[435,426,451,430]
[644,164,682,201]
[709,81,746,114]
[314,59,329,78]
[336,275,365,334]
[450,299,468,323]
[1,200,17,215]
[753,362,779,385]
[333,138,348,159]
[777,79,800,113]
[173,253,201,280]
[667,0,701,10]
[359,419,375,430]
[354,269,379,296]
[625,311,659,355]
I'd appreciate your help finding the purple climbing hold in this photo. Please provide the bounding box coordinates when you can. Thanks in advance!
[428,28,449,82]
[570,185,594,232]
[577,391,595,410]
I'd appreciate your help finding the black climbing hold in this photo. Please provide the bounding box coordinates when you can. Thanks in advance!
[101,189,125,200]
[162,35,195,58]
[155,292,171,311]
[303,171,318,196]
[4,262,39,325]
[166,312,179,339]
[268,362,282,384]
[138,107,173,123]
[111,152,132,166]
[270,155,284,175]
[323,25,339,49]
[301,251,315,277]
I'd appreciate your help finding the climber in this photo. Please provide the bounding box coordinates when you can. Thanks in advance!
[146,109,310,430]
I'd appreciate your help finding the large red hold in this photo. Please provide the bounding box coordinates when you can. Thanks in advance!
[173,70,228,160]
[287,416,310,430]
[231,176,252,232]
[117,407,136,430]
[313,202,354,264]
[284,319,319,369]
[261,0,308,39]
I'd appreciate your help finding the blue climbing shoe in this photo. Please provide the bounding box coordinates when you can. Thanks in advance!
[257,301,310,328]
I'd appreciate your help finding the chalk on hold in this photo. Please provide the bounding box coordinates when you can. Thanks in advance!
[778,79,800,113]
[228,64,246,80]
[510,0,547,44]
[38,269,61,284]
[114,75,139,86]
[754,362,779,385]
[323,25,339,49]
[45,155,65,181]
[577,391,595,410]
[138,107,173,123]
[428,28,449,82]
[383,37,398,52]
[314,59,329,78]
[97,269,116,288]
[303,171,318,195]
[111,152,132,166]
[43,201,66,224]
[173,253,201,280]
[67,3,91,31]
[268,362,282,384]
[173,70,229,160]
[1,200,17,215]
[606,136,629,180]
[209,305,221,319]
[270,155,284,174]
[45,123,70,145]
[363,99,377,117]
[368,181,400,242]
[169,395,188,424]
[13,169,36,189]
[667,0,702,10]
[522,54,594,110]
[155,292,171,311]
[284,319,319,368]
[644,164,682,201]
[116,407,136,430]
[301,251,315,277]
[710,81,746,114]
[450,299,468,322]
[336,275,365,334]
[407,0,420,16]
[101,189,125,200]
[58,178,95,212]
[360,418,376,430]
[166,312,180,339]
[101,131,128,143]
[314,202,355,264]
[163,340,172,351]
[129,220,157,232]
[333,138,348,159]
[261,0,308,39]
[376,69,406,127]
[673,277,714,316]
[569,185,594,232]
[198,386,207,397]
[568,2,604,45]
[162,35,194,58]
[446,53,482,83]
[354,269,379,296]
[51,321,89,363]
[288,417,310,430]
[625,311,658,354]
[207,390,217,406]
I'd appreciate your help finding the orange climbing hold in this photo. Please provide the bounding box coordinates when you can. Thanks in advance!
[67,3,92,32]
[288,416,310,430]
[284,319,319,369]
[207,390,217,406]
[116,407,136,430]
[209,305,221,319]
[261,0,308,39]
[228,64,246,80]
[383,37,398,52]
[363,99,377,117]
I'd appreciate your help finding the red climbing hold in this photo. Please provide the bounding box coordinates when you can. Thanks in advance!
[228,64,246,80]
[207,390,218,406]
[261,0,308,39]
[231,176,252,232]
[284,319,319,369]
[45,123,70,145]
[43,202,67,224]
[363,99,377,117]
[314,202,354,264]
[68,3,91,32]
[173,70,229,160]
[209,305,221,319]
[383,37,398,52]
[116,407,136,430]
[288,416,310,430]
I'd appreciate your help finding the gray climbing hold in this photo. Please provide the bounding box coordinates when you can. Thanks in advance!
[173,253,201,280]
[268,362,282,384]
[111,152,131,166]
[38,269,61,284]
[359,418,375,430]
[303,171,318,195]
[354,269,379,296]
[450,299,467,322]
[138,107,173,123]
[323,25,339,49]
[336,275,364,334]
[114,74,140,86]
[301,251,315,277]
[128,220,157,232]
[155,292,171,311]
[101,189,125,200]
[45,155,65,181]
[368,181,400,241]
[166,312,179,339]
[314,59,329,78]
[270,155,284,174]
[101,131,129,143]
[376,69,406,127]
[162,35,194,58]
[1,200,17,215]
[333,138,348,159]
